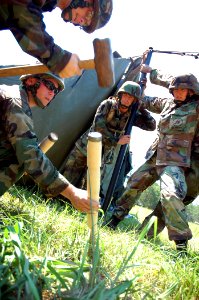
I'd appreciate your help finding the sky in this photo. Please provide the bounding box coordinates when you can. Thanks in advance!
[0,0,198,204]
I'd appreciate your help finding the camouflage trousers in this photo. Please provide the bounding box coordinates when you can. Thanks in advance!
[63,144,132,200]
[141,156,199,238]
[100,145,132,203]
[113,154,193,241]
[62,146,87,189]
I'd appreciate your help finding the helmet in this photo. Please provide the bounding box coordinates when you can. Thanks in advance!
[117,81,141,100]
[20,73,65,92]
[83,0,113,33]
[169,73,199,95]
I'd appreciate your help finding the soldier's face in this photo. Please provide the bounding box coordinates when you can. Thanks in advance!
[63,6,94,26]
[36,78,59,107]
[120,93,136,109]
[173,88,189,101]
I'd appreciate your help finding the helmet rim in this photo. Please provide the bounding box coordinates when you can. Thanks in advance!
[20,73,65,92]
[83,0,112,33]
[169,73,199,95]
[117,81,141,100]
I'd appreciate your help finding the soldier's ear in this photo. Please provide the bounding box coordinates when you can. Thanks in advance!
[189,89,194,96]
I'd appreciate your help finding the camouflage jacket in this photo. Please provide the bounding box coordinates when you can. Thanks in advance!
[75,97,156,157]
[0,0,71,74]
[0,84,69,197]
[149,69,199,158]
[143,94,199,167]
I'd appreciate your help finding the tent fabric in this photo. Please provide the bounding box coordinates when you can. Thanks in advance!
[0,58,131,170]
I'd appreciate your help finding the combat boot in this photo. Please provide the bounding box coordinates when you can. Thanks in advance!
[175,240,188,256]
[102,215,121,230]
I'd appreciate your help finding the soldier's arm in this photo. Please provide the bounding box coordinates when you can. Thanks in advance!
[141,65,173,89]
[134,107,156,131]
[7,2,71,74]
[5,104,69,197]
[141,95,169,114]
[91,100,118,147]
[150,69,173,88]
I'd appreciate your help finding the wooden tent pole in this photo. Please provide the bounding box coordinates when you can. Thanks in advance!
[87,132,102,241]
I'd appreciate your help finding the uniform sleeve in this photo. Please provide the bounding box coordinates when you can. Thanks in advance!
[134,107,156,131]
[8,2,71,74]
[5,104,69,197]
[141,96,169,114]
[91,101,118,147]
[150,69,173,89]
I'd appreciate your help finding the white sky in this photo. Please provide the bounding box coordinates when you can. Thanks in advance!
[0,0,198,204]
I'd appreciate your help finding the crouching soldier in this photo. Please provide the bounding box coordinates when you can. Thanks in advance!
[0,72,99,213]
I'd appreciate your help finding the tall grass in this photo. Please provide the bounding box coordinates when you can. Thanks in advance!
[0,185,199,299]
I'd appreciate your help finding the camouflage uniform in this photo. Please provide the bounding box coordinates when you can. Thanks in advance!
[140,69,199,237]
[0,84,69,197]
[0,0,113,74]
[62,129,88,189]
[63,97,156,198]
[0,1,71,74]
[113,87,199,241]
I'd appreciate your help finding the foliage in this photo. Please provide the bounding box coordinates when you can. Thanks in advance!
[137,182,160,209]
[0,185,199,299]
[186,204,199,223]
[137,183,199,224]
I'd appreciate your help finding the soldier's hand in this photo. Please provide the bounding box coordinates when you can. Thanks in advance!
[61,183,100,213]
[118,135,131,145]
[59,54,83,78]
[142,50,150,63]
[141,64,152,74]
[139,78,147,90]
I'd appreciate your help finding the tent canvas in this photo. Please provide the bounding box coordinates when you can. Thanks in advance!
[0,57,131,171]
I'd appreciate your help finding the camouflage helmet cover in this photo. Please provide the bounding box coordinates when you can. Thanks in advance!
[20,73,65,92]
[169,73,199,95]
[117,81,141,100]
[83,0,113,33]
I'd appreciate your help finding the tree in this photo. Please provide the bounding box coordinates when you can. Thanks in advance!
[137,182,160,209]
[186,204,199,223]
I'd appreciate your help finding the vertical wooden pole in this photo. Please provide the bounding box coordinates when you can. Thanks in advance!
[87,132,102,238]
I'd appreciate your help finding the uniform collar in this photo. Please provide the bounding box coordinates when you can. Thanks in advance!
[19,87,32,117]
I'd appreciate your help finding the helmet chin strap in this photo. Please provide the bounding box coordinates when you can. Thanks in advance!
[118,99,132,111]
[174,94,193,106]
[25,81,46,109]
[33,95,46,109]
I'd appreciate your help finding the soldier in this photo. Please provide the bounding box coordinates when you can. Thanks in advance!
[104,72,199,253]
[62,81,156,204]
[0,0,112,78]
[0,72,99,213]
[138,66,199,238]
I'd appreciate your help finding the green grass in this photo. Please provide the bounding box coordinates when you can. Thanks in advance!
[0,185,199,299]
